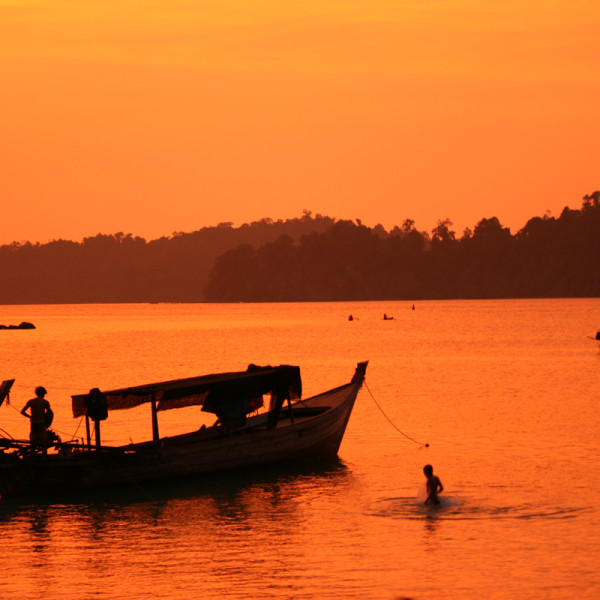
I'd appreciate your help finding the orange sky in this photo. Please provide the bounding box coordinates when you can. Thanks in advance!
[1,1,599,244]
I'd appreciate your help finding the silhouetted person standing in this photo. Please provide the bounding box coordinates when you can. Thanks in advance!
[423,464,444,505]
[21,386,53,451]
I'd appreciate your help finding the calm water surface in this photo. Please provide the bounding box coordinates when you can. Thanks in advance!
[1,300,599,599]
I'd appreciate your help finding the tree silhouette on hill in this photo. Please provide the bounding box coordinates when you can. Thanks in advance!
[203,193,600,301]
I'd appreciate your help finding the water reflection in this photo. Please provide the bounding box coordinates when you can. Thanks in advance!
[28,508,52,554]
[1,456,350,524]
[1,457,357,600]
[422,515,442,552]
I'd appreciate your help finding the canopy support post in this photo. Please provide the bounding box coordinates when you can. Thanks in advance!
[85,415,91,448]
[151,392,160,443]
[94,419,101,448]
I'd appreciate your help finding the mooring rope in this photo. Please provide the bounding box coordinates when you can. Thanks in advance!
[68,415,85,441]
[363,379,429,448]
[0,427,15,440]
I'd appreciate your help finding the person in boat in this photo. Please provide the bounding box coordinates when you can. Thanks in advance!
[423,464,444,505]
[20,386,54,452]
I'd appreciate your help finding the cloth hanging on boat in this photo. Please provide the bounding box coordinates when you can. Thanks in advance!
[86,388,108,421]
[212,396,255,430]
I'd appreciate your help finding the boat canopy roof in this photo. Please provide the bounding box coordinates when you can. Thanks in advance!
[71,364,302,418]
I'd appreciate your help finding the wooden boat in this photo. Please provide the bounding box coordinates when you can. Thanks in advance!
[0,361,367,498]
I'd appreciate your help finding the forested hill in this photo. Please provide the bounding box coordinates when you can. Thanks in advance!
[1,194,599,304]
[0,212,335,303]
[203,193,600,301]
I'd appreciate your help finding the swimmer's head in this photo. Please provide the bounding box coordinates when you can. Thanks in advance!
[423,464,433,477]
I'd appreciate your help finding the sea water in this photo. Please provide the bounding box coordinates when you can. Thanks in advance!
[0,299,599,599]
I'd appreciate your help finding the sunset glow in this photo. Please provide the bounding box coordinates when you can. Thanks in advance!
[1,0,599,243]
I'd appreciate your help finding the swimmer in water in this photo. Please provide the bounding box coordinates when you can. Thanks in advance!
[423,464,444,505]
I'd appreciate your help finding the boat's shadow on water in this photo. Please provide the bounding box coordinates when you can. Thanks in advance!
[0,455,350,516]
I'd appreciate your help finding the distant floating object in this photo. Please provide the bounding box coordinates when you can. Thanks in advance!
[412,304,415,310]
[0,321,35,330]
[383,314,394,320]
[348,315,354,321]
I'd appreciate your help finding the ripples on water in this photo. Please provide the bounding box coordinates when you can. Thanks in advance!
[1,299,600,599]
[369,495,588,521]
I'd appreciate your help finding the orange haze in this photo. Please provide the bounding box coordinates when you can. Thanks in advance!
[1,1,599,244]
